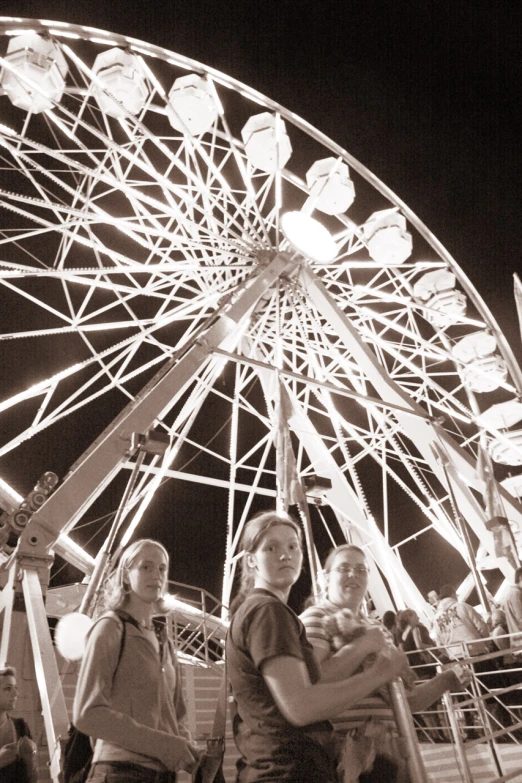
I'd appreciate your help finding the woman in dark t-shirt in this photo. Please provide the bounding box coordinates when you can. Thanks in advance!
[226,511,406,783]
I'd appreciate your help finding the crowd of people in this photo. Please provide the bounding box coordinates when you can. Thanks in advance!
[2,515,522,783]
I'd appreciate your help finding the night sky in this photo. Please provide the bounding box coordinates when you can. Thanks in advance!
[1,1,521,610]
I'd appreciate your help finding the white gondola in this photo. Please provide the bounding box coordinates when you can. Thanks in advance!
[305,157,355,215]
[241,111,292,172]
[0,32,67,112]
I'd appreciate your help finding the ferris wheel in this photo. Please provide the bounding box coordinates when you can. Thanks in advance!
[1,17,522,624]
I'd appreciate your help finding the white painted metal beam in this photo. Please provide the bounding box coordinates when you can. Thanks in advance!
[19,253,296,557]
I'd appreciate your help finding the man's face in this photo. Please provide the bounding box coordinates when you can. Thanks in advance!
[427,591,438,606]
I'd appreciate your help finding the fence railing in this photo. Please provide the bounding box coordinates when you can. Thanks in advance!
[164,578,227,668]
[404,634,522,783]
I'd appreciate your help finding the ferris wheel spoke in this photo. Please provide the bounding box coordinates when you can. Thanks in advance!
[4,125,253,265]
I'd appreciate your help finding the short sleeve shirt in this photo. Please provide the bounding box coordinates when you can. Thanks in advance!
[0,716,32,783]
[226,589,334,782]
[300,601,395,731]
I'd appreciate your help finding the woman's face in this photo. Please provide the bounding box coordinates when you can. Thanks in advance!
[248,524,303,596]
[326,548,369,610]
[0,675,18,713]
[124,543,169,604]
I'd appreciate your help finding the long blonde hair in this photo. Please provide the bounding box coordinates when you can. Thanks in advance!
[104,538,170,612]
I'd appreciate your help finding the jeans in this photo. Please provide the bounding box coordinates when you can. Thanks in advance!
[87,760,176,783]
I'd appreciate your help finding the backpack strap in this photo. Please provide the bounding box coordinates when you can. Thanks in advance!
[113,607,139,630]
[12,716,30,738]
[91,609,129,677]
[112,609,129,671]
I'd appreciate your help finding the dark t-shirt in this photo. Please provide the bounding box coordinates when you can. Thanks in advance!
[400,623,436,679]
[226,589,335,783]
[1,717,33,783]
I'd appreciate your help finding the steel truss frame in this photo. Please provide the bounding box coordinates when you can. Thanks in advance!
[1,19,522,782]
[1,254,521,779]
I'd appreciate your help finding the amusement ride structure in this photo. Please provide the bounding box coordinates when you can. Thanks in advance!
[0,18,522,781]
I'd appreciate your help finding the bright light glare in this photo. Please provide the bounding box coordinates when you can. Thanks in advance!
[58,533,96,568]
[55,612,94,661]
[162,593,230,626]
[0,477,23,504]
[281,211,337,263]
[48,29,80,39]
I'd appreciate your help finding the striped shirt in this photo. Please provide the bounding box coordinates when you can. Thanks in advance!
[300,601,395,731]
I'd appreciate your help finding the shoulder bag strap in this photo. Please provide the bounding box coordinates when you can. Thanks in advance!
[111,609,128,678]
[196,660,227,783]
[210,662,228,740]
[12,716,27,738]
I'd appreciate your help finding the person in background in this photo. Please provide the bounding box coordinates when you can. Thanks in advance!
[501,567,522,648]
[427,591,439,609]
[396,608,448,742]
[433,584,499,737]
[73,538,199,783]
[396,609,439,679]
[485,608,521,734]
[0,666,38,783]
[226,512,407,783]
[381,610,396,633]
[432,584,490,661]
[382,610,399,647]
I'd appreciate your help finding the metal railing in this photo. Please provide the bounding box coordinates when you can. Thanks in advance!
[404,633,522,783]
[165,578,227,668]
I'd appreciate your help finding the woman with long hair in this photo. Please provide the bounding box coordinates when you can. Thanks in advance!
[73,538,199,783]
[396,608,440,679]
[226,512,407,783]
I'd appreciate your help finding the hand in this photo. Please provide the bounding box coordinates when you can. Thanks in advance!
[400,663,417,691]
[162,736,200,772]
[18,735,37,761]
[360,626,387,655]
[179,742,202,774]
[0,742,19,768]
[449,663,473,688]
[370,647,408,684]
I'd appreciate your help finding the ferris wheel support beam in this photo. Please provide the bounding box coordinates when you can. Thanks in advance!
[17,252,296,562]
[0,557,69,783]
[286,384,426,617]
[0,252,295,780]
[300,264,522,580]
[249,357,423,616]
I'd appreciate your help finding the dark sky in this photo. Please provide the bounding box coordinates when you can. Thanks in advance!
[1,1,521,608]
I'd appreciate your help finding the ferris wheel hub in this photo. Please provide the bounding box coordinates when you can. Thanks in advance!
[281,211,337,263]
